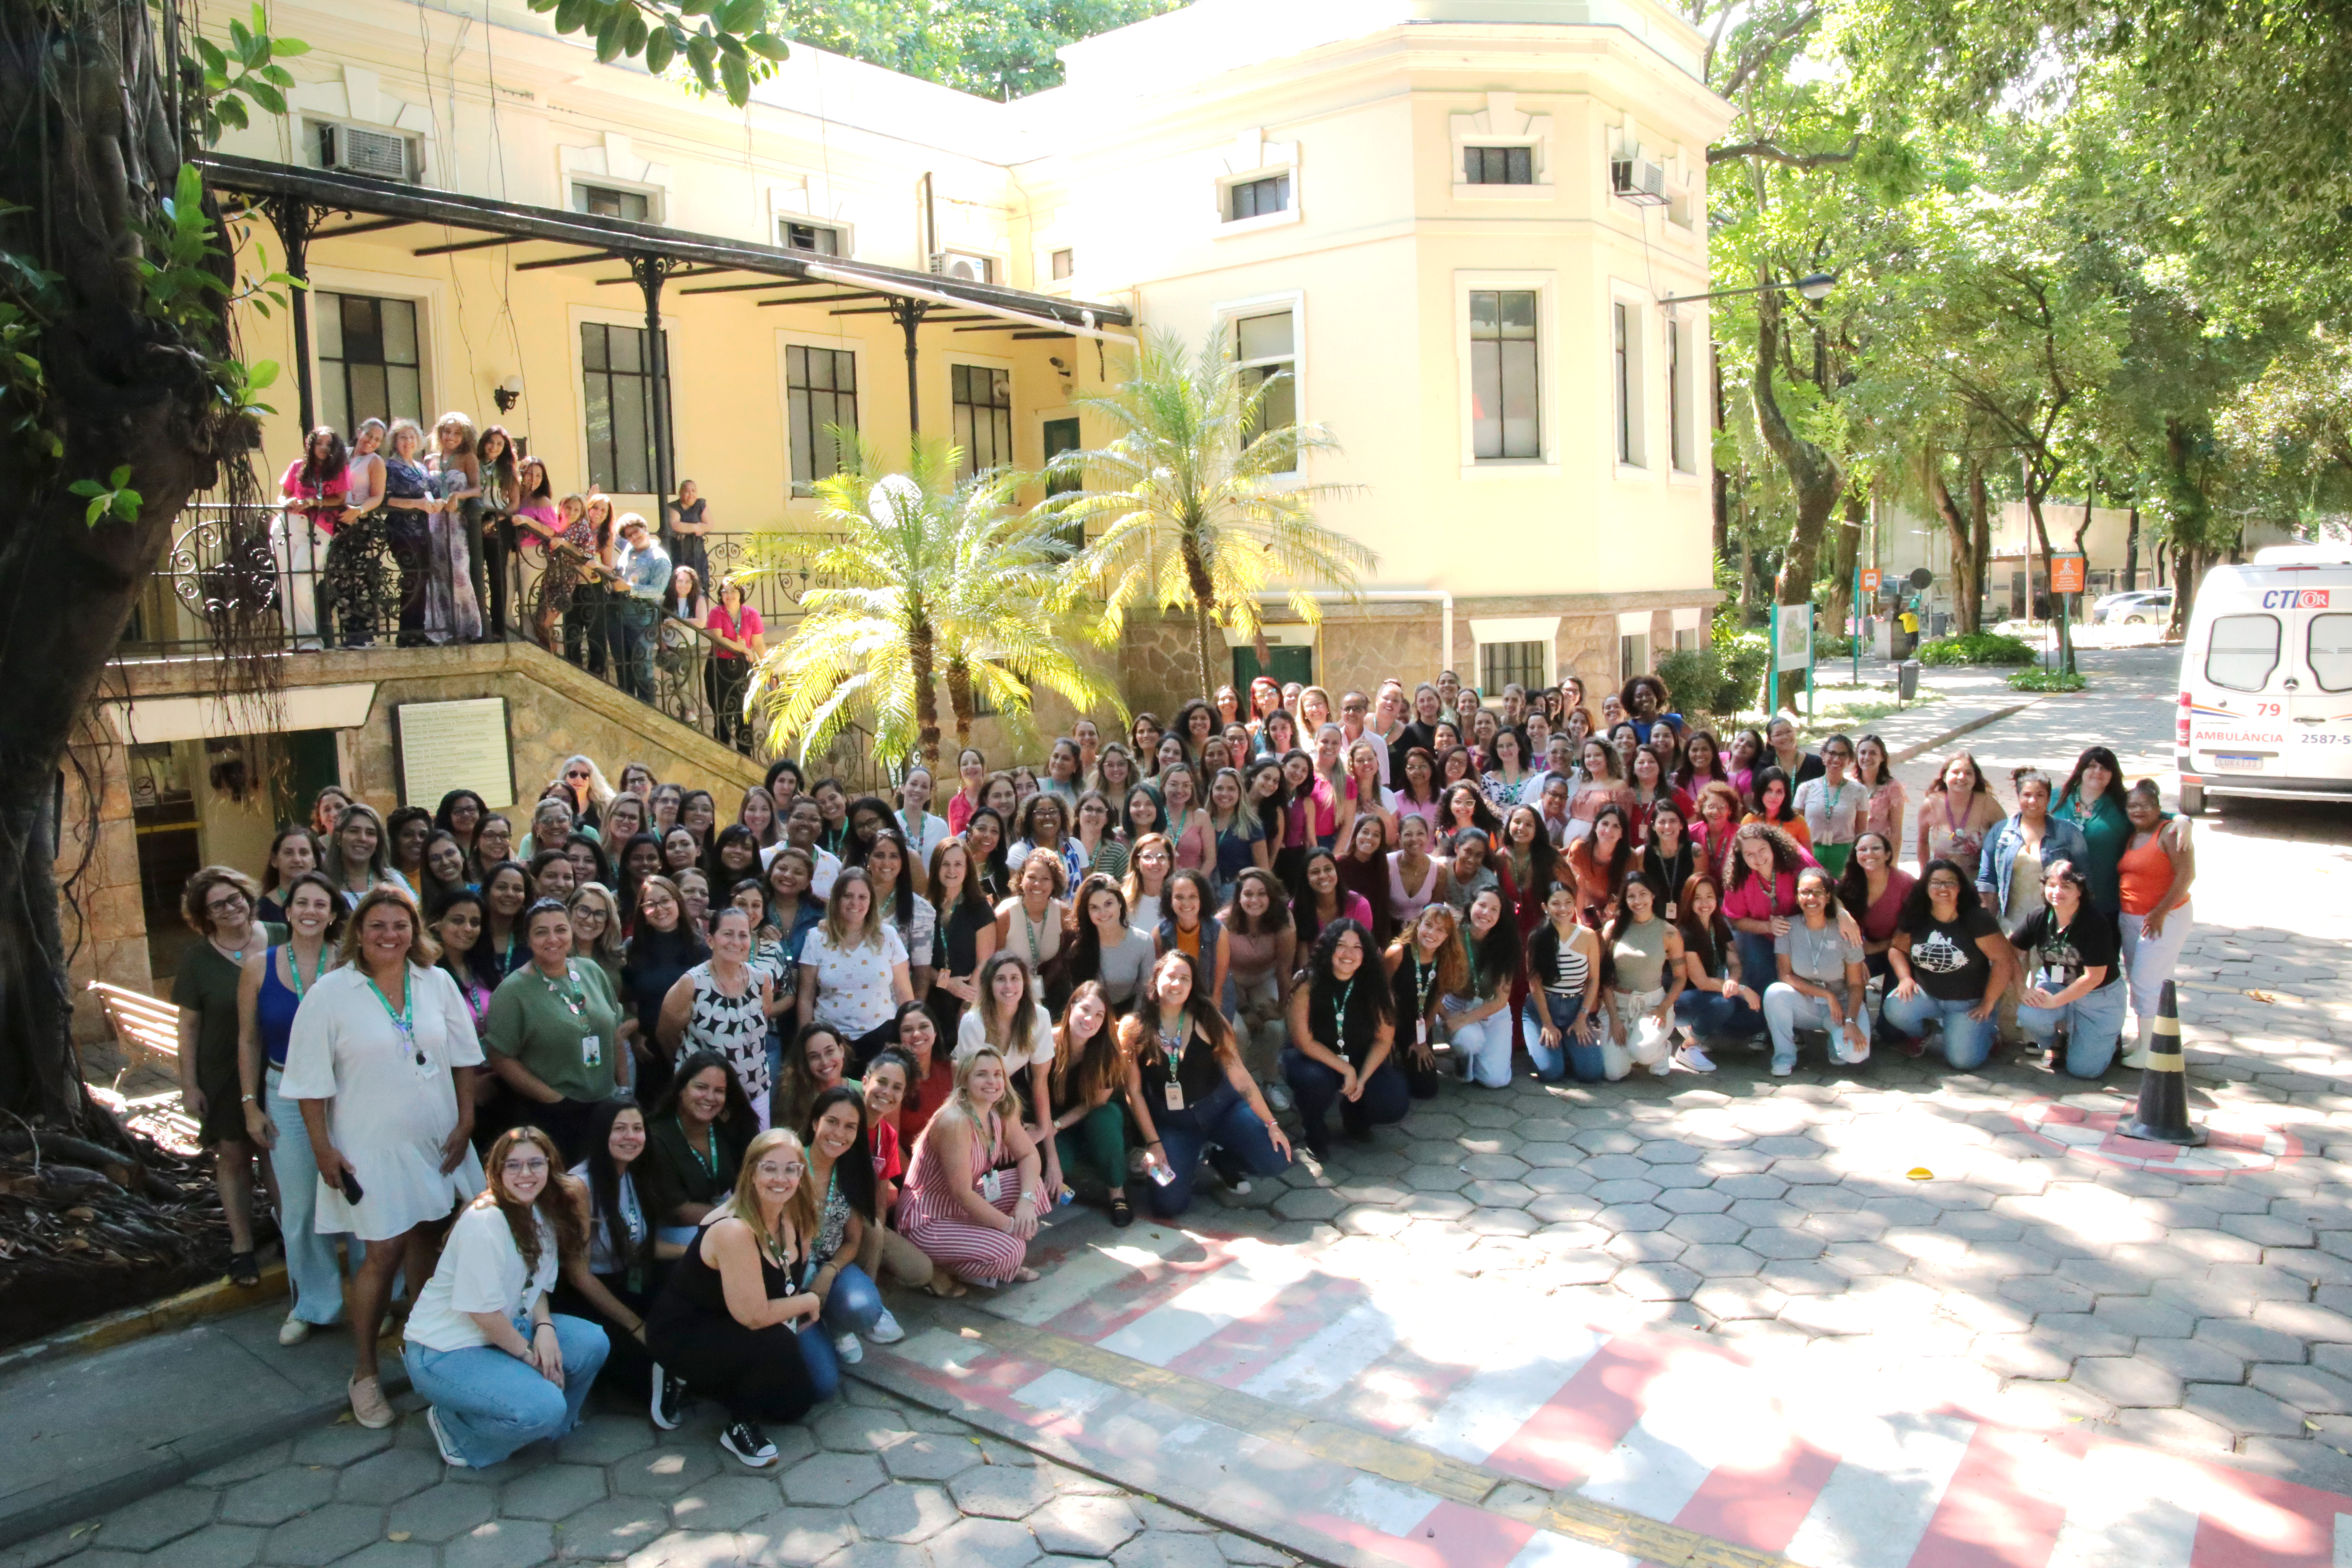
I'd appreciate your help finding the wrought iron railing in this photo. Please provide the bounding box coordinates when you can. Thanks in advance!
[119,504,885,786]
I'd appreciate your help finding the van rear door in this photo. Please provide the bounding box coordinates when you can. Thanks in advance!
[2194,607,2288,777]
[2287,604,2352,778]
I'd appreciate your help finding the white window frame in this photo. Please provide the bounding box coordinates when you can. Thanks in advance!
[1449,95,1553,203]
[779,217,852,258]
[303,264,442,436]
[566,303,674,502]
[1218,290,1307,481]
[1470,616,1561,695]
[1672,605,1703,652]
[1216,168,1303,237]
[1453,271,1557,476]
[569,178,664,224]
[775,330,864,506]
[1609,285,1652,475]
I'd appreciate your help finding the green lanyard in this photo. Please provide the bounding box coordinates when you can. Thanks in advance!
[285,943,327,998]
[678,1115,718,1180]
[364,971,429,1070]
[1408,956,1434,1017]
[539,962,584,1017]
[1329,977,1355,1041]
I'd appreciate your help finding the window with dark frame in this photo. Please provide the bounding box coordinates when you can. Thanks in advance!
[1481,640,1545,695]
[1227,174,1291,221]
[1234,310,1298,458]
[1614,301,1633,466]
[951,364,1014,477]
[1050,248,1075,280]
[573,183,652,222]
[786,345,858,495]
[781,220,843,256]
[1620,630,1651,683]
[1668,318,1687,472]
[1469,289,1540,461]
[1464,146,1534,184]
[580,322,660,495]
[317,292,424,438]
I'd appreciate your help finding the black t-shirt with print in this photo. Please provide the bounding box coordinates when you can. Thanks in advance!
[1901,906,2003,1003]
[2013,906,2121,992]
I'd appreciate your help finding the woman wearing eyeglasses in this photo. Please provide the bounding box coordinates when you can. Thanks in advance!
[175,867,283,1292]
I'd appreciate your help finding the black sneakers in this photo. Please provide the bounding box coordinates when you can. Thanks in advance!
[650,1364,686,1431]
[720,1421,778,1468]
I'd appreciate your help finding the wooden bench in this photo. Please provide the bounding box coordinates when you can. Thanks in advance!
[86,980,181,1087]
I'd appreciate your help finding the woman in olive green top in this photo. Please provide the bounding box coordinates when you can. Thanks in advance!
[173,866,285,1287]
[639,1049,753,1253]
[2055,746,2132,918]
[483,898,625,1163]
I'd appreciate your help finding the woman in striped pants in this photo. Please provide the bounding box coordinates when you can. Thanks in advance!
[895,1047,1044,1292]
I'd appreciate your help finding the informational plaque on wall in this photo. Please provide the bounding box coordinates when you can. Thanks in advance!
[395,698,515,810]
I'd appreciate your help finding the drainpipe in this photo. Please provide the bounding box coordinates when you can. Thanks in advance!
[1262,589,1455,678]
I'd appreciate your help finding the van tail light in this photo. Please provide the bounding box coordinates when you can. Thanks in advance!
[2177,690,2193,748]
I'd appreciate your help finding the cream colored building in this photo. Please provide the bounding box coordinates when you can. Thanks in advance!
[208,0,1727,704]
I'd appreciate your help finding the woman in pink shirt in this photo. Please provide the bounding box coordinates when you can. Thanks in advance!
[704,579,766,753]
[276,427,348,650]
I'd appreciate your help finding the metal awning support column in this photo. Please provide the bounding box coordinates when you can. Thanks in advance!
[631,256,677,528]
[260,195,326,432]
[891,299,931,435]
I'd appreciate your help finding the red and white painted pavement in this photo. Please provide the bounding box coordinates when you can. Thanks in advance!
[873,1222,2352,1568]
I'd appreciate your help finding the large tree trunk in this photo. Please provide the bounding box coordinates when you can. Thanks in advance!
[1710,346,1730,567]
[945,659,974,750]
[2,0,241,1125]
[1179,535,1218,701]
[1968,463,1992,628]
[909,621,940,766]
[1824,484,1864,661]
[1928,457,1983,635]
[1752,294,1841,698]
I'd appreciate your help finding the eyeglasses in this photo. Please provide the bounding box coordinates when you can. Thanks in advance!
[205,895,250,915]
[501,1157,549,1175]
[566,771,591,781]
[755,1161,805,1179]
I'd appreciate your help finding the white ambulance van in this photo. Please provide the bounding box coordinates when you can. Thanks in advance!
[2176,544,2352,814]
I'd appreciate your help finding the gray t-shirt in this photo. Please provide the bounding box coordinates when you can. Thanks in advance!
[1092,927,1157,1008]
[1776,919,1863,989]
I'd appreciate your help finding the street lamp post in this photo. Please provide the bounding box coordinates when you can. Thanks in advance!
[1657,272,1838,309]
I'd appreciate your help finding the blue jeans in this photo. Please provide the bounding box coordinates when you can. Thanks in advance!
[1281,1045,1409,1151]
[266,1067,362,1325]
[1148,1081,1290,1219]
[1734,932,1780,1000]
[1880,989,1997,1070]
[1524,991,1604,1083]
[2017,981,2128,1078]
[1675,987,1760,1040]
[792,1263,885,1401]
[609,600,656,701]
[1442,996,1515,1087]
[403,1313,608,1467]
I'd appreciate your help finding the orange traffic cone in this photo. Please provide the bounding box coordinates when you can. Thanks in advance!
[2122,980,2204,1146]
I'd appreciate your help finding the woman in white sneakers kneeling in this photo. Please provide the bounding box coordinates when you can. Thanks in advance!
[401,1126,609,1468]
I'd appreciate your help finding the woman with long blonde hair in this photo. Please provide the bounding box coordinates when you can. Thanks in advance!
[644,1128,824,1467]
[400,1125,600,1468]
[427,410,485,643]
[894,1047,1045,1292]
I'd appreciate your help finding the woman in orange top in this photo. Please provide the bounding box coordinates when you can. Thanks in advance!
[1742,766,1812,853]
[2116,779,2195,1069]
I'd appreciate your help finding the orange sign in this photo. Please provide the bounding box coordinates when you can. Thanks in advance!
[1860,568,1882,593]
[2051,556,2087,594]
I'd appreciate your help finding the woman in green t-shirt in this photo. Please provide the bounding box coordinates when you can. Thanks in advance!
[484,898,625,1163]
[173,866,284,1288]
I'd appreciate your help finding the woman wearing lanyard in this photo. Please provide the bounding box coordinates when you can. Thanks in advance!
[174,867,282,1290]
[555,1098,661,1398]
[2009,860,2129,1078]
[282,888,486,1429]
[639,1050,754,1267]
[1439,888,1522,1088]
[478,862,530,978]
[237,871,357,1345]
[484,900,625,1162]
[894,1047,1046,1292]
[1117,951,1291,1219]
[1280,919,1406,1158]
[1522,881,1607,1082]
[994,849,1069,1014]
[659,905,782,1126]
[1791,734,1864,876]
[1384,904,1458,1097]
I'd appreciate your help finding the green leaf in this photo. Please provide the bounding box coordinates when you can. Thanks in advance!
[623,11,648,56]
[259,64,295,86]
[719,49,749,104]
[554,0,588,30]
[715,0,762,31]
[228,17,255,59]
[686,32,717,73]
[645,27,677,73]
[594,11,624,61]
[247,81,286,115]
[270,37,310,56]
[67,479,102,498]
[744,31,791,61]
[84,496,108,526]
[246,360,279,390]
[677,0,718,15]
[108,465,132,487]
[195,37,228,72]
[215,97,249,131]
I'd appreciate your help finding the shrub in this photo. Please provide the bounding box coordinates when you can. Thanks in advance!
[1658,630,1770,719]
[1917,631,2037,667]
[2007,667,2086,692]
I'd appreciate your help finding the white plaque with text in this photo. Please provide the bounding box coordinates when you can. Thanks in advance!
[395,698,514,810]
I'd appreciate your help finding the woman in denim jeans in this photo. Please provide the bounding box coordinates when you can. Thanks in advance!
[402,1126,608,1470]
[793,1086,907,1388]
[1438,888,1521,1087]
[2008,861,2128,1077]
[1280,920,1407,1157]
[1117,950,1292,1218]
[1882,859,2012,1069]
[1522,881,1605,1081]
[1671,874,1761,1047]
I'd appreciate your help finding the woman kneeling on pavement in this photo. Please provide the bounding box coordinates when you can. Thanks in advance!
[1280,919,1406,1158]
[645,1128,825,1470]
[2009,860,2128,1078]
[404,1126,608,1469]
[1118,951,1292,1219]
[896,1046,1046,1290]
[1761,867,1871,1075]
[795,1084,908,1381]
[555,1098,661,1400]
[1882,859,2011,1069]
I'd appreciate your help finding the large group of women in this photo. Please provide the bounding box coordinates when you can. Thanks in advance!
[166,665,2196,1472]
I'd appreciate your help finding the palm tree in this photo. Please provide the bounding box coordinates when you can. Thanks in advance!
[1042,328,1374,701]
[745,433,1121,768]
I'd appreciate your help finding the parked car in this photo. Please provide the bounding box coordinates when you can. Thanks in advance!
[2094,589,2174,625]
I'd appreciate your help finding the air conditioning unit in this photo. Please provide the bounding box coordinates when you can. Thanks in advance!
[317,123,410,181]
[1611,157,1669,206]
[929,250,994,285]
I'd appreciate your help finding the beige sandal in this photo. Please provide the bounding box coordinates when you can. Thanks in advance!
[922,1276,969,1299]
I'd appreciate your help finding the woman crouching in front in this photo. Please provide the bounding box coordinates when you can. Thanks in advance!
[644,1128,826,1469]
[401,1126,608,1470]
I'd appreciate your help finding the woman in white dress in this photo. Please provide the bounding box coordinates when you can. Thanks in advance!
[282,886,486,1430]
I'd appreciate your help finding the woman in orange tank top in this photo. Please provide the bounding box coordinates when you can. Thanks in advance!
[2115,780,2195,1069]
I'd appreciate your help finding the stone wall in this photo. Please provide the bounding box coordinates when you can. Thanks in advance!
[1118,613,1209,722]
[57,712,149,1048]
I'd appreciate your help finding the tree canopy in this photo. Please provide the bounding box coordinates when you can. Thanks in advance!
[771,0,1185,98]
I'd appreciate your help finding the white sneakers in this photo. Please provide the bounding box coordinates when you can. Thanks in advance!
[833,1331,864,1365]
[277,1314,311,1347]
[867,1309,905,1345]
[1672,1042,1716,1074]
[425,1406,469,1468]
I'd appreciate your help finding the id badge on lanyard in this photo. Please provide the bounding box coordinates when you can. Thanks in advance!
[979,1169,1007,1204]
[1163,1079,1186,1113]
[581,1033,603,1069]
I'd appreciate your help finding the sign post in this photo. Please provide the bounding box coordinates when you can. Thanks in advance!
[2051,555,2087,673]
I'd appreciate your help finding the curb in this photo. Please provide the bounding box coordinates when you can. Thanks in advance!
[0,1265,290,1377]
[1886,697,2043,768]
